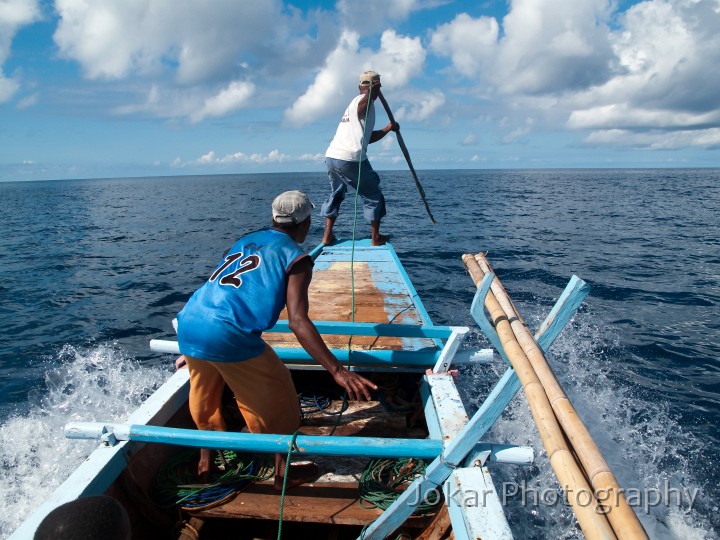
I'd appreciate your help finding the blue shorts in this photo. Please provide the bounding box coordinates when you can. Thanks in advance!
[321,158,386,223]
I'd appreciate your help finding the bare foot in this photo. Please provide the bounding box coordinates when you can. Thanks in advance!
[274,461,320,490]
[197,449,212,480]
[322,234,337,245]
[372,233,390,246]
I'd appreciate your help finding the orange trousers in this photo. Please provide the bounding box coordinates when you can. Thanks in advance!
[185,346,300,435]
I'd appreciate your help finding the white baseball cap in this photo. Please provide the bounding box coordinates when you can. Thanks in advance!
[272,190,314,224]
[359,70,380,86]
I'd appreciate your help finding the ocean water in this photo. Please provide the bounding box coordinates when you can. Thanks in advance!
[0,169,718,539]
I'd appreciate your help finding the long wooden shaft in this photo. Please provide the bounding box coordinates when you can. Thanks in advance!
[463,255,617,540]
[471,254,648,539]
[376,91,437,224]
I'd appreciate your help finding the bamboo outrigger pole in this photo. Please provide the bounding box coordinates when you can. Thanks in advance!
[463,253,649,540]
[376,91,437,224]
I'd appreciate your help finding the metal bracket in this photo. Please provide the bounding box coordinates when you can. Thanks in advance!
[100,426,118,447]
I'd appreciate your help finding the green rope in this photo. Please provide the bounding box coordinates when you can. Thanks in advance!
[277,430,301,540]
[348,82,375,366]
[358,458,442,515]
[152,449,273,509]
[277,87,375,540]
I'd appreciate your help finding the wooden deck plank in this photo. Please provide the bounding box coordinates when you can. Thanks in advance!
[192,482,431,527]
[264,255,437,352]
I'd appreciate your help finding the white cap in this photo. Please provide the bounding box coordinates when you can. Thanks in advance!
[359,70,380,86]
[272,190,314,224]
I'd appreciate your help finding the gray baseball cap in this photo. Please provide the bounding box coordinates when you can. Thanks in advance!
[272,190,314,224]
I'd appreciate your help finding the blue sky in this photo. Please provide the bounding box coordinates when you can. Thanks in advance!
[1,0,719,181]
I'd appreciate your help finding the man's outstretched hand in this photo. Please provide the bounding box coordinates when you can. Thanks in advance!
[332,368,378,401]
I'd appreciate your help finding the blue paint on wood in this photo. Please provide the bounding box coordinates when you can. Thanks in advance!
[361,455,455,540]
[385,244,435,327]
[535,275,591,351]
[470,273,512,365]
[447,503,471,540]
[113,425,443,459]
[448,468,513,539]
[276,347,439,367]
[423,373,469,441]
[268,320,454,339]
[419,379,442,440]
[308,243,325,261]
[360,363,523,539]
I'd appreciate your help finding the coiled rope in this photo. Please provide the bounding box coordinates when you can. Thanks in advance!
[153,449,273,509]
[359,458,442,515]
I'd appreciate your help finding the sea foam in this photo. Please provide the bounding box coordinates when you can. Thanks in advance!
[0,344,168,539]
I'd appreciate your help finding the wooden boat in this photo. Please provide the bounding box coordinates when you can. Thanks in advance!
[9,240,646,540]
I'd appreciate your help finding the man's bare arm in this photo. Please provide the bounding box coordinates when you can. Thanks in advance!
[286,257,377,400]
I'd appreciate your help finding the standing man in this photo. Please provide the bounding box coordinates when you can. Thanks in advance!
[321,70,399,246]
[176,190,377,488]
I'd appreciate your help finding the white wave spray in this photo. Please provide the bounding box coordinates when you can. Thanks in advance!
[463,308,715,539]
[0,344,168,538]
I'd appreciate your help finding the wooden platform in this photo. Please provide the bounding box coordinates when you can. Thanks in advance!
[264,242,438,353]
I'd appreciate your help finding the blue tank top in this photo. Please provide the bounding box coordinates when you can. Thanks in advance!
[177,229,308,362]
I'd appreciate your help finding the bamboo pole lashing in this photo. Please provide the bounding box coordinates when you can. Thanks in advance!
[462,255,617,540]
[466,253,648,540]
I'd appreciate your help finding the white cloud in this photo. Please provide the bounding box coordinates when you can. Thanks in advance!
[429,13,498,77]
[371,29,426,88]
[191,149,292,166]
[284,29,425,126]
[0,0,41,102]
[298,152,325,161]
[17,92,39,109]
[189,81,255,123]
[502,117,535,143]
[0,76,19,102]
[568,105,720,130]
[336,0,418,33]
[52,0,280,83]
[428,0,720,150]
[584,128,720,149]
[380,136,395,151]
[283,31,357,127]
[394,90,445,121]
[430,0,614,93]
[574,1,720,121]
[495,0,615,94]
[114,80,253,123]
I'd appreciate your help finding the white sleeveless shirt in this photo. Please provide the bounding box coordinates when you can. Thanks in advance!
[325,94,376,162]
